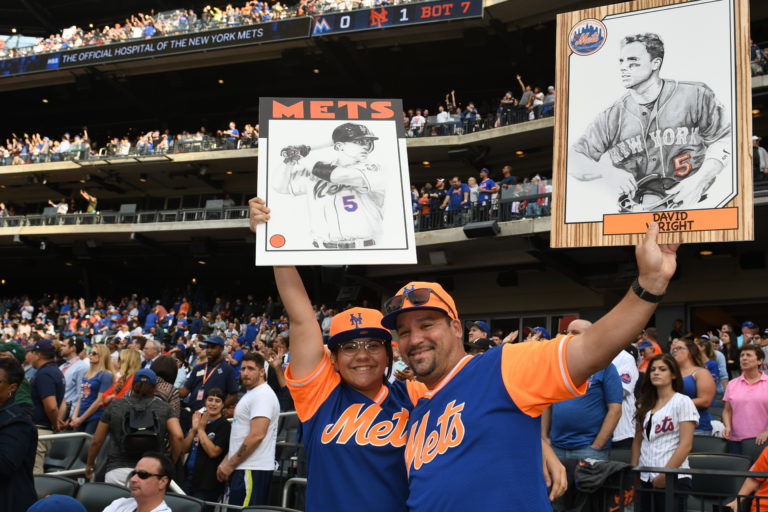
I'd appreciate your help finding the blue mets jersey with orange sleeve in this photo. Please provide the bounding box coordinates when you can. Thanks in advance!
[404,336,586,511]
[572,79,731,181]
[285,352,426,512]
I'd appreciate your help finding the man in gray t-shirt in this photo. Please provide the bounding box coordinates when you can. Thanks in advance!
[85,369,183,486]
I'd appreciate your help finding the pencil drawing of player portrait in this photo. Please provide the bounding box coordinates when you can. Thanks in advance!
[565,5,737,223]
[274,122,386,249]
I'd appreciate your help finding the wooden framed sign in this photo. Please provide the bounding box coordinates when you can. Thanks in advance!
[551,0,752,247]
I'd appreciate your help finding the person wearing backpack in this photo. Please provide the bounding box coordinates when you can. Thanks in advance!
[85,368,183,486]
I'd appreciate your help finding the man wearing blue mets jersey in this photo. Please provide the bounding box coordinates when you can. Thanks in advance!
[381,223,677,511]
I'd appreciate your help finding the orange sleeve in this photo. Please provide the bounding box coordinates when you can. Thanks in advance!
[501,336,587,418]
[405,379,428,406]
[285,352,341,422]
[751,446,768,473]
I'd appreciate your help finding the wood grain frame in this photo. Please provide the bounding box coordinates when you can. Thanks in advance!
[551,0,752,247]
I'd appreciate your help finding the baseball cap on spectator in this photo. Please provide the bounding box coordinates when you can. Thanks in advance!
[763,328,768,337]
[436,178,445,184]
[467,338,494,353]
[206,335,225,346]
[28,339,56,354]
[524,326,551,340]
[742,321,757,329]
[327,307,391,349]
[381,282,458,329]
[28,495,87,512]
[0,342,26,363]
[470,321,490,337]
[480,168,490,175]
[638,340,654,350]
[753,136,761,141]
[548,86,555,91]
[134,368,157,385]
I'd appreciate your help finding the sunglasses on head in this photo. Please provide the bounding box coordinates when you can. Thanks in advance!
[384,288,457,319]
[128,470,165,480]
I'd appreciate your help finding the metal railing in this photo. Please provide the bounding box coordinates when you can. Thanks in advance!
[406,106,555,138]
[0,205,249,228]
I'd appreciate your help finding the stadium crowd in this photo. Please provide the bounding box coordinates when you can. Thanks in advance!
[0,122,259,166]
[0,80,557,168]
[411,168,552,229]
[0,0,424,60]
[1,282,768,509]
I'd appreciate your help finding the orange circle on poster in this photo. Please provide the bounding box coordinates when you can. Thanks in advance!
[269,234,286,248]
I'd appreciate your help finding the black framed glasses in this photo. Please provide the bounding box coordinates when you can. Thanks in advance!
[128,470,165,480]
[384,288,457,319]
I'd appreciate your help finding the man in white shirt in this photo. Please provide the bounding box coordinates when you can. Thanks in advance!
[217,352,280,507]
[103,453,173,512]
[410,108,426,137]
[567,319,638,449]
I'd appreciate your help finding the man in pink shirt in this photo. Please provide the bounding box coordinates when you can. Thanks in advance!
[723,345,768,453]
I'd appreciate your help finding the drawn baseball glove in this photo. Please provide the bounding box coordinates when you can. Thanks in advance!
[618,174,681,213]
[280,144,311,163]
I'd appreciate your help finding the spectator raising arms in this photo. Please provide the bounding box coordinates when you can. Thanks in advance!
[723,345,768,454]
[671,338,715,435]
[632,354,698,512]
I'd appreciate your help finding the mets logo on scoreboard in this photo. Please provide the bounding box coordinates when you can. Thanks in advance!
[568,18,606,56]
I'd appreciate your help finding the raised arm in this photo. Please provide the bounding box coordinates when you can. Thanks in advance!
[566,223,678,385]
[248,197,325,379]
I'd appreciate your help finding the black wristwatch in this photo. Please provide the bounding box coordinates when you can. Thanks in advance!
[631,278,665,303]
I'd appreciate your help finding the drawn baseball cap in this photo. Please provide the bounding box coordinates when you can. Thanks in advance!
[327,307,391,349]
[381,281,458,329]
[332,122,378,144]
[134,368,157,385]
[28,339,56,354]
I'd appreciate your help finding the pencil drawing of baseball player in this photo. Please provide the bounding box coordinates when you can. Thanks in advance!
[273,122,386,249]
[569,32,732,212]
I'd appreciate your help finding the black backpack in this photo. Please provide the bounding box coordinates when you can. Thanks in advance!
[121,400,161,457]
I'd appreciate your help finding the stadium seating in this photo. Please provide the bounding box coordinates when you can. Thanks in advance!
[76,482,131,512]
[164,493,206,512]
[692,435,727,454]
[688,453,752,511]
[44,435,86,473]
[34,474,78,499]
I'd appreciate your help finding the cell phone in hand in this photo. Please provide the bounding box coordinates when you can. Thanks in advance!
[393,360,409,373]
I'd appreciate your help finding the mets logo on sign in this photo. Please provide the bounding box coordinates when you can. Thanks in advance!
[568,19,606,56]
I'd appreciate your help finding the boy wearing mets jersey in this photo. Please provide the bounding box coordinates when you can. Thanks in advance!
[569,33,731,211]
[275,122,386,249]
[273,264,425,512]
[381,223,678,511]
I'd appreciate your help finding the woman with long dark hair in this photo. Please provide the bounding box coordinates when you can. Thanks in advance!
[632,354,698,512]
[671,338,715,435]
